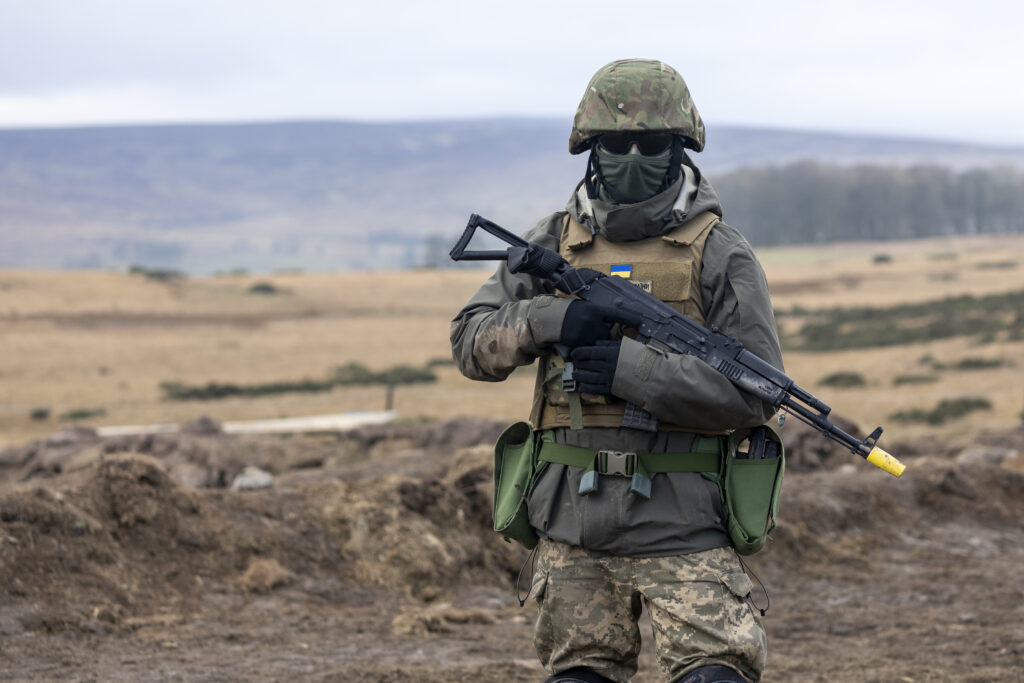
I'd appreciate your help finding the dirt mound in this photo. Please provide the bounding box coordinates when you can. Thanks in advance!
[0,453,205,633]
[760,452,1024,577]
[0,415,506,488]
[0,417,518,639]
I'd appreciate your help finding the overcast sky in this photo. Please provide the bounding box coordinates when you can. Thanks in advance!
[2,0,1023,145]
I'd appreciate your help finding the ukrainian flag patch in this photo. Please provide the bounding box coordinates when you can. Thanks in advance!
[610,264,632,278]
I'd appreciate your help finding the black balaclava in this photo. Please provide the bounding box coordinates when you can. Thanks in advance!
[584,136,684,204]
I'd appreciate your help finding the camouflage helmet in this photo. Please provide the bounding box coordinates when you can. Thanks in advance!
[569,59,705,155]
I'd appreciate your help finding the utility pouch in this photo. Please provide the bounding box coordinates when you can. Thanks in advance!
[723,425,785,556]
[492,421,539,549]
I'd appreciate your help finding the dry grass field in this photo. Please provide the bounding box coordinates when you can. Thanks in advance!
[2,233,1023,450]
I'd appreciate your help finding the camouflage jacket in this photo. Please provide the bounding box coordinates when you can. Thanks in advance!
[450,160,784,557]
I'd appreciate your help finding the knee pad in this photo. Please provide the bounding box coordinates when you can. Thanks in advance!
[678,664,749,683]
[545,665,616,683]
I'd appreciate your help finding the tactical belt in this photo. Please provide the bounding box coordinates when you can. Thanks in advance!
[537,435,723,500]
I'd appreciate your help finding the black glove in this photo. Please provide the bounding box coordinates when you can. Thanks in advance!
[570,339,621,396]
[560,300,625,349]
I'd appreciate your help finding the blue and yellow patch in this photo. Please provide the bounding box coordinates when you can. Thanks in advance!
[609,264,632,278]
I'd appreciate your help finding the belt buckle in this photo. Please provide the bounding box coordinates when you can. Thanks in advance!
[561,362,577,393]
[597,450,636,477]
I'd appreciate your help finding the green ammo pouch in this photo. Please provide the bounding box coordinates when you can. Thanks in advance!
[722,425,785,556]
[492,421,539,550]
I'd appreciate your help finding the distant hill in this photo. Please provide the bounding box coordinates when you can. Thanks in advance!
[2,119,1024,272]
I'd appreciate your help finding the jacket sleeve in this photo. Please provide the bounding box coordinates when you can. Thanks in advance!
[610,222,784,430]
[450,214,574,382]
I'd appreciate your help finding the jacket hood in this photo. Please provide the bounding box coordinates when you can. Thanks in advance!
[567,153,723,242]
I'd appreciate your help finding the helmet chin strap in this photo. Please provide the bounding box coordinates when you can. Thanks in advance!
[584,136,684,203]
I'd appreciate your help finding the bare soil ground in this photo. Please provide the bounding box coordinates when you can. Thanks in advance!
[2,416,1023,682]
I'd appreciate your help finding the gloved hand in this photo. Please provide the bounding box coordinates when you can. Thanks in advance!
[570,339,621,396]
[559,300,626,349]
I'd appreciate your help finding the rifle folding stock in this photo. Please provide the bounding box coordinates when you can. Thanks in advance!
[451,214,906,477]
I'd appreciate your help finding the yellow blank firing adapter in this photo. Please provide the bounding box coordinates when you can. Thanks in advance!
[866,446,906,477]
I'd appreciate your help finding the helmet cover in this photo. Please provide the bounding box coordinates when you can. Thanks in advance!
[569,59,705,155]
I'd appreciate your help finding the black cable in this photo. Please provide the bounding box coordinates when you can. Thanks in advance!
[515,543,539,607]
[737,555,770,617]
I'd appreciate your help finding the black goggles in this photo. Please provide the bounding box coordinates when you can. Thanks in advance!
[597,132,674,156]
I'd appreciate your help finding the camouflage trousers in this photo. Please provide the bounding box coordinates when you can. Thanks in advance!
[529,538,766,683]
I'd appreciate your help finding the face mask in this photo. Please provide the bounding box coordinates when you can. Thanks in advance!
[595,145,673,204]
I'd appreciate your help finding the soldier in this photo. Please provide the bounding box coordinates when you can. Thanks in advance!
[450,59,783,683]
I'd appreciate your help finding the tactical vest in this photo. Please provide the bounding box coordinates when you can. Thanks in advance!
[529,210,719,430]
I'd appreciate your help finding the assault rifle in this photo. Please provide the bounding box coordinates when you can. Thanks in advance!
[450,213,905,478]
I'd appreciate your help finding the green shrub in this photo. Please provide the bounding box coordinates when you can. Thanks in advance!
[976,260,1018,270]
[29,407,51,421]
[248,281,280,295]
[892,374,939,386]
[332,362,380,386]
[929,356,1008,371]
[788,289,1024,351]
[59,407,107,421]
[889,397,992,425]
[333,362,436,386]
[129,265,185,282]
[160,379,336,401]
[244,380,337,396]
[798,320,909,351]
[162,362,438,401]
[819,371,866,388]
[374,365,437,385]
[947,357,1007,371]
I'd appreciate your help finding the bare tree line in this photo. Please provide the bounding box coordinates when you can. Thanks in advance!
[715,162,1024,245]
